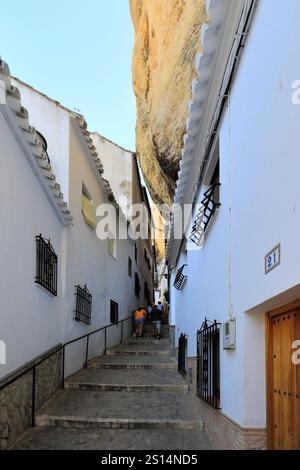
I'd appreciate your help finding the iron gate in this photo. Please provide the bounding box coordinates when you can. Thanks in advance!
[178,333,188,376]
[197,319,221,409]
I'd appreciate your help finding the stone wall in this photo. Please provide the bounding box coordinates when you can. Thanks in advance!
[0,347,62,450]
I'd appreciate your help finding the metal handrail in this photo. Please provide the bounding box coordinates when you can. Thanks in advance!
[0,314,132,427]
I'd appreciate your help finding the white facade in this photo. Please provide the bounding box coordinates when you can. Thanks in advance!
[93,132,155,308]
[91,133,133,215]
[0,64,153,380]
[168,0,300,440]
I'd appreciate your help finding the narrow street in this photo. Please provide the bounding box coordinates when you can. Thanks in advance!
[13,325,211,450]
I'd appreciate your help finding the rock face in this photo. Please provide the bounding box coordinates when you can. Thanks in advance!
[130,0,206,206]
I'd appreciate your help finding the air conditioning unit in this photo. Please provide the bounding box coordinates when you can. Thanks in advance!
[223,318,236,350]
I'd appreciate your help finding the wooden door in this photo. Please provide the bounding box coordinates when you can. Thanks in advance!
[266,303,300,449]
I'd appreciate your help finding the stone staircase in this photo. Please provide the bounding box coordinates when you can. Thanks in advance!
[12,324,211,450]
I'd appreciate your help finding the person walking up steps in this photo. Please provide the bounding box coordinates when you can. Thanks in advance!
[157,300,166,323]
[151,304,162,340]
[134,306,146,337]
[146,303,153,323]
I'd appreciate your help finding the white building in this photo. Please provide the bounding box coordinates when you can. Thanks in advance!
[92,132,155,306]
[0,59,154,448]
[167,0,300,450]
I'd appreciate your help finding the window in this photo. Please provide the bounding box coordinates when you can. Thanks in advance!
[35,234,58,296]
[36,131,50,164]
[197,319,220,409]
[74,284,92,325]
[128,257,132,277]
[173,265,187,290]
[134,273,140,298]
[190,160,221,246]
[144,249,151,271]
[110,300,118,324]
[210,160,220,206]
[82,184,97,229]
[134,244,138,262]
[144,281,150,302]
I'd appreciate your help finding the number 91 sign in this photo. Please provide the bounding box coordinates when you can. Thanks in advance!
[265,244,281,274]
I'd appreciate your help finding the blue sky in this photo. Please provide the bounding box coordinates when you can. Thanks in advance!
[0,0,136,151]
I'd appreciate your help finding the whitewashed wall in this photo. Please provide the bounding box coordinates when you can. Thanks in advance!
[0,110,65,378]
[171,0,300,429]
[11,79,70,204]
[64,121,137,376]
[92,133,133,215]
[93,132,154,307]
[0,83,139,380]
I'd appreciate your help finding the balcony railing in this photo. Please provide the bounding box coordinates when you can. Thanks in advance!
[190,183,221,246]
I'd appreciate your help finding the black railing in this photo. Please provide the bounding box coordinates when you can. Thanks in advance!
[190,183,221,246]
[0,315,132,428]
[35,234,58,296]
[197,318,221,409]
[173,264,187,290]
[74,285,92,325]
[178,333,188,376]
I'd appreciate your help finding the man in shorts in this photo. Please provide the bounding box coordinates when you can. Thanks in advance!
[151,305,162,340]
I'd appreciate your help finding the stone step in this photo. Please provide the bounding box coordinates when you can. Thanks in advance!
[143,325,169,331]
[88,354,177,370]
[13,427,211,450]
[35,389,204,431]
[125,338,165,345]
[107,342,170,356]
[65,368,188,392]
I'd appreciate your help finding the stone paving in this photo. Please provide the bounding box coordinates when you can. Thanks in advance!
[12,324,211,450]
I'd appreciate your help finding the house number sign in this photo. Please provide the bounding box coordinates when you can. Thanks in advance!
[265,244,281,274]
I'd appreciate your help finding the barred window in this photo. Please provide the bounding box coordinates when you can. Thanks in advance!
[74,285,92,325]
[35,234,58,296]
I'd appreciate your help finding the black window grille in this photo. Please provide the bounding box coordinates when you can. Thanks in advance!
[173,264,187,290]
[74,284,92,325]
[190,183,221,246]
[178,333,188,376]
[197,319,221,409]
[110,300,119,324]
[35,234,58,296]
[134,273,140,298]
